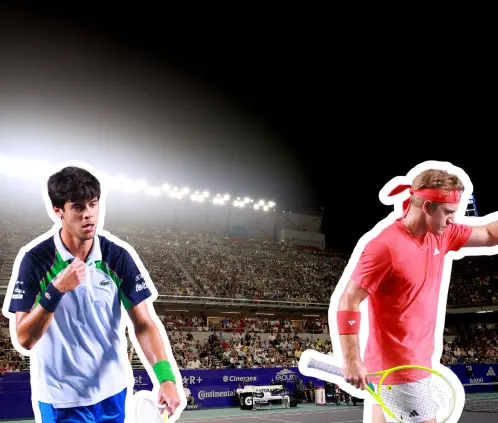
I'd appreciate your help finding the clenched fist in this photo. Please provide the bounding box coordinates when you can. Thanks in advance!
[343,359,369,390]
[53,258,86,293]
[158,380,182,418]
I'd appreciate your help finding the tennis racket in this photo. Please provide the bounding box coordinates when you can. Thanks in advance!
[134,394,168,423]
[302,353,456,423]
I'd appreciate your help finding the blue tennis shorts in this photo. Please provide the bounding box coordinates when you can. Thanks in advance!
[38,387,127,423]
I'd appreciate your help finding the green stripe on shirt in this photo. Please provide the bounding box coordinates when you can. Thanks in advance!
[95,261,134,310]
[33,251,71,309]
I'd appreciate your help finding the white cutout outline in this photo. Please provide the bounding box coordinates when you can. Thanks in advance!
[299,160,498,423]
[1,160,186,423]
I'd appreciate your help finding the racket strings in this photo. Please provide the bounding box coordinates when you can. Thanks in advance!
[378,370,454,422]
[306,357,456,422]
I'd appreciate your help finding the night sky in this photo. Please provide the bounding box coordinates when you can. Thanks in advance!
[1,5,495,255]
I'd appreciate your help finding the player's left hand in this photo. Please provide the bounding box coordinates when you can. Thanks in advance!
[158,380,181,418]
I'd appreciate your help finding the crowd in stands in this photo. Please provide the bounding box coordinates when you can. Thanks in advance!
[152,315,330,370]
[159,315,329,335]
[1,215,498,306]
[0,315,29,374]
[67,225,498,307]
[448,256,498,307]
[2,310,497,375]
[441,322,498,365]
[0,214,498,376]
[111,228,343,303]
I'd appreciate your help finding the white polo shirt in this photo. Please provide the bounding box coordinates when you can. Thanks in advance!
[8,229,152,408]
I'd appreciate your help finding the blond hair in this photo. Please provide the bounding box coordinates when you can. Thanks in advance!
[410,169,464,208]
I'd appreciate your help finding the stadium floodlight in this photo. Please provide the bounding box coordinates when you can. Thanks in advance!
[0,155,8,170]
[0,155,19,178]
[114,176,144,193]
[108,175,125,192]
[126,179,147,194]
[0,155,279,215]
[0,156,51,182]
[169,191,183,199]
[145,187,161,197]
[136,179,147,188]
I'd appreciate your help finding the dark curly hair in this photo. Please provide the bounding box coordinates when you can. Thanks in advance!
[47,166,101,210]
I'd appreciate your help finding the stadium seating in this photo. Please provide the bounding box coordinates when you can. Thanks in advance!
[2,314,497,373]
[0,215,497,375]
[1,214,497,306]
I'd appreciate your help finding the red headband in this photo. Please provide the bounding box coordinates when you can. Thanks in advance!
[388,184,461,216]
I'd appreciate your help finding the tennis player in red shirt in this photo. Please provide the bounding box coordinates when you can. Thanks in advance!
[337,168,498,423]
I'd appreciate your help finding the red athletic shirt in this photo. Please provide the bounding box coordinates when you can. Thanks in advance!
[351,219,472,378]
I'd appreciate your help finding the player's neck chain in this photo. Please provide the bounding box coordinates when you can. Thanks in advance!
[401,219,429,250]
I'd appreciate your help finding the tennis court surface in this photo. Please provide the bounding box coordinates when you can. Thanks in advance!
[3,400,496,422]
[176,400,498,423]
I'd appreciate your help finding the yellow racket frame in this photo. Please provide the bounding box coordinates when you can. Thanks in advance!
[160,405,168,422]
[363,365,456,423]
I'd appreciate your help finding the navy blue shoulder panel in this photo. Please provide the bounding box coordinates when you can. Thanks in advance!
[98,235,152,307]
[8,234,57,313]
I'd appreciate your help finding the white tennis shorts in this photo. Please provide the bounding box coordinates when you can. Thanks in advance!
[368,378,442,423]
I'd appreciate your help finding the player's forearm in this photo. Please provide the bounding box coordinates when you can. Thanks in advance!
[134,322,170,367]
[16,306,55,350]
[339,335,362,362]
[338,289,362,362]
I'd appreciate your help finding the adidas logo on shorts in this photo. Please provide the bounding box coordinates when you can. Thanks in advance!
[409,410,419,417]
[486,367,496,377]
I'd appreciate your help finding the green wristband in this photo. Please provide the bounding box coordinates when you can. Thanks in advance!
[153,360,176,384]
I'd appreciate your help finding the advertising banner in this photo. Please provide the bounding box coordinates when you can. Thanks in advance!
[1,364,496,419]
[0,367,320,419]
[447,363,498,392]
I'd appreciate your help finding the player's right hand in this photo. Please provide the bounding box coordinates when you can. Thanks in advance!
[343,359,368,390]
[53,258,86,293]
